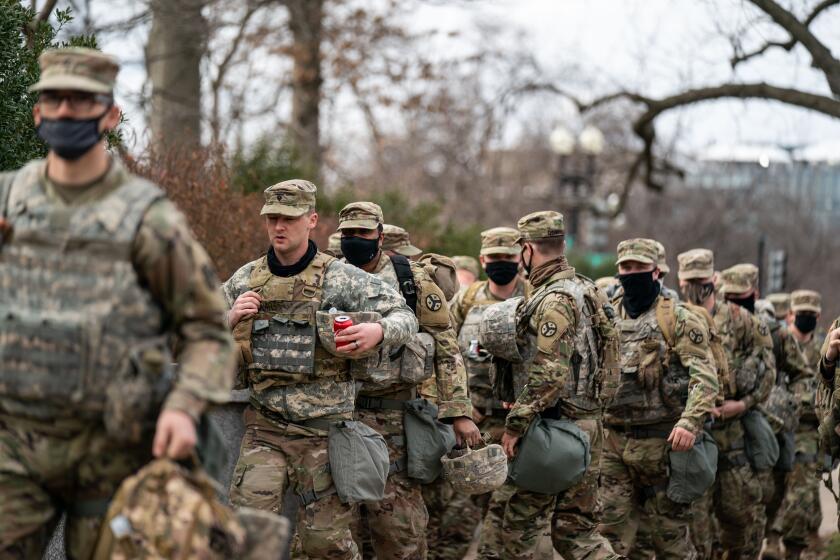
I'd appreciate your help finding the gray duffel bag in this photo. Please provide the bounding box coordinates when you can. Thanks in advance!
[508,416,591,495]
[328,420,390,503]
[403,399,456,484]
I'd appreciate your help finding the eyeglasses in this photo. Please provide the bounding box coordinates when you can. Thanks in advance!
[38,91,112,112]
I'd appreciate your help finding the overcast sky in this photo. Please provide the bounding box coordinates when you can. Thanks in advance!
[97,0,840,157]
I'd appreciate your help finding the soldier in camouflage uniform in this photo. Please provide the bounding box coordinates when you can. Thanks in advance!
[382,224,423,258]
[678,252,774,560]
[0,48,237,559]
[477,212,620,560]
[452,255,481,291]
[224,186,418,559]
[769,290,824,559]
[817,316,840,534]
[428,227,531,559]
[654,241,680,301]
[336,202,479,559]
[598,238,719,560]
[768,293,791,324]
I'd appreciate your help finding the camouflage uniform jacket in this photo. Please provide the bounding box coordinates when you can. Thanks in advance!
[505,267,583,436]
[0,158,236,421]
[819,318,840,388]
[449,278,529,333]
[713,300,774,409]
[610,293,719,433]
[354,254,472,420]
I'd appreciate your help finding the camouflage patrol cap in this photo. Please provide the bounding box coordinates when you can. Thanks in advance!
[327,232,343,256]
[516,211,565,242]
[655,241,670,275]
[720,265,756,295]
[382,224,422,256]
[768,293,790,318]
[30,47,119,94]
[677,249,715,280]
[480,227,520,256]
[337,201,383,230]
[452,255,480,278]
[790,289,821,314]
[260,179,317,216]
[615,238,658,266]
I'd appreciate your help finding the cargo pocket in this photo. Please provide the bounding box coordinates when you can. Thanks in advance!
[398,333,435,384]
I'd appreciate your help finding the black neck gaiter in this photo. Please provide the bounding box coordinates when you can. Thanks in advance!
[619,271,661,318]
[794,313,817,334]
[267,240,318,277]
[726,294,755,314]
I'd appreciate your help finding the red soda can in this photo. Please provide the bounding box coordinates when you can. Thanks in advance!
[333,315,354,348]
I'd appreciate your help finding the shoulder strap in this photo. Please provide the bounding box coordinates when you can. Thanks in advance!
[389,254,417,314]
[656,296,677,349]
[461,280,487,315]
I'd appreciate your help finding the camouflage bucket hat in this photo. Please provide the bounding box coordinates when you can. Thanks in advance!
[677,249,715,281]
[615,238,658,266]
[768,292,791,317]
[338,201,383,230]
[30,47,119,94]
[452,255,480,278]
[480,227,520,256]
[720,265,755,295]
[516,211,565,242]
[790,289,821,314]
[655,241,670,275]
[382,224,422,256]
[260,179,317,217]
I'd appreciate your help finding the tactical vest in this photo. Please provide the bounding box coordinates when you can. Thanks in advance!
[457,281,503,409]
[0,161,165,420]
[604,295,690,426]
[233,253,356,422]
[519,273,617,414]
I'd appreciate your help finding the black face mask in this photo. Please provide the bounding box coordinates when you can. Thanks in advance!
[619,270,661,318]
[794,313,818,334]
[726,294,755,314]
[520,246,533,276]
[36,108,109,160]
[680,281,716,306]
[341,235,380,267]
[485,260,519,285]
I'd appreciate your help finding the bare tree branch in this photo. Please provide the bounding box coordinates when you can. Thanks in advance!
[36,0,58,22]
[746,0,840,95]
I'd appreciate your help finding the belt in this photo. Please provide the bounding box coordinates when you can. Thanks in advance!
[356,395,410,411]
[257,406,339,432]
[610,423,674,439]
[297,486,337,506]
[718,451,749,471]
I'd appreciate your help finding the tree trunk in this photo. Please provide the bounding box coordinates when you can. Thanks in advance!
[285,0,323,178]
[145,0,206,151]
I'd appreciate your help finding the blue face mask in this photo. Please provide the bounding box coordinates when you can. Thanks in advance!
[36,109,108,160]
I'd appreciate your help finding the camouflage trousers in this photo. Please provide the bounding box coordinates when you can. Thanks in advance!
[354,407,428,560]
[477,417,618,560]
[598,425,697,560]
[424,412,507,560]
[229,407,360,559]
[0,415,150,560]
[689,420,764,560]
[772,426,822,552]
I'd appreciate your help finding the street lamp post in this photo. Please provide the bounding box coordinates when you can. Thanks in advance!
[549,125,604,248]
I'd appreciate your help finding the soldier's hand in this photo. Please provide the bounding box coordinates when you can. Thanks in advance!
[472,406,486,424]
[453,416,482,447]
[501,431,519,459]
[667,426,696,452]
[229,291,262,328]
[335,322,384,355]
[826,328,840,362]
[712,399,746,421]
[153,409,198,460]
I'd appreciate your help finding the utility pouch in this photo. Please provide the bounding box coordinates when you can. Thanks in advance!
[328,420,390,503]
[397,332,435,384]
[403,399,456,483]
[742,410,780,470]
[667,430,718,504]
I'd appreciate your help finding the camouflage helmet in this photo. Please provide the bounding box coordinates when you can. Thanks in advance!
[654,241,670,276]
[441,443,508,495]
[478,296,535,363]
[767,292,791,319]
[755,299,776,323]
[790,289,821,314]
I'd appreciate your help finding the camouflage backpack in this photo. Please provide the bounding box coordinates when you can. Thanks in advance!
[678,303,734,404]
[93,459,289,560]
